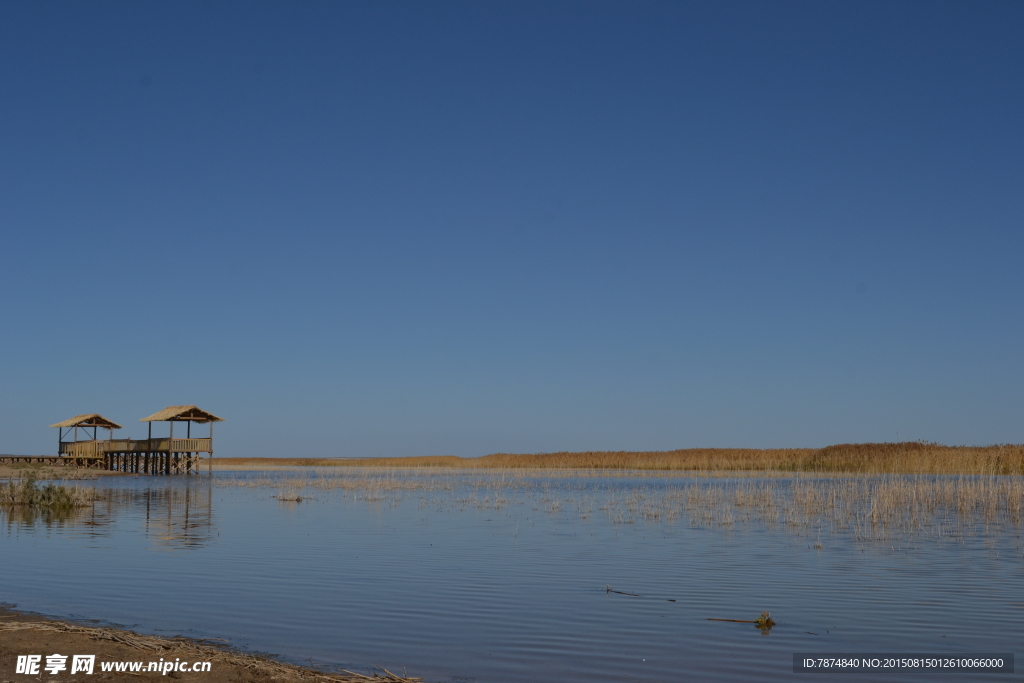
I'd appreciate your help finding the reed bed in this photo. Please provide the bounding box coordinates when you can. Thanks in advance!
[217,442,1024,475]
[595,476,1024,543]
[0,475,96,508]
[224,469,1024,545]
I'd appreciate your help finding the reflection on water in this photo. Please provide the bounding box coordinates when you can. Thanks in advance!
[137,487,213,549]
[1,503,86,527]
[1,472,1022,683]
[2,483,213,549]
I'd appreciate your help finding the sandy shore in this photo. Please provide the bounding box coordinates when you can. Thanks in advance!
[0,607,420,682]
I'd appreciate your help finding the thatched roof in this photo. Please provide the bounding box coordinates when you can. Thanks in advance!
[140,405,224,423]
[50,414,123,429]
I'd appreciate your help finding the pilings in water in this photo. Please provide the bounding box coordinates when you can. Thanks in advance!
[103,452,204,475]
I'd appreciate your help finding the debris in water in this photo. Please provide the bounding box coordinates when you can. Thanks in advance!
[755,611,776,634]
[707,611,777,634]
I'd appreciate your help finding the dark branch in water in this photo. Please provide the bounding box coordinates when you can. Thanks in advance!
[708,611,776,634]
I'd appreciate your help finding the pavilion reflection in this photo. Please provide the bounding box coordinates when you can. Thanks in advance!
[2,484,214,549]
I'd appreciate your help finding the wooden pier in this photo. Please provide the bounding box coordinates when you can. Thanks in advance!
[0,454,98,467]
[50,406,223,475]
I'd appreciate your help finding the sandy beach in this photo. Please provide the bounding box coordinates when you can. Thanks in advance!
[0,607,419,683]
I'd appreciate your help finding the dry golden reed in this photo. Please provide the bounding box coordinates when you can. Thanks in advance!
[217,466,1024,544]
[218,442,1024,475]
[594,476,1024,542]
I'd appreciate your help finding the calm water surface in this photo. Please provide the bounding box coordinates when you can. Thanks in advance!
[2,471,1022,682]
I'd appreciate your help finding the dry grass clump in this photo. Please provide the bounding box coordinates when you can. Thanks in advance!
[218,442,1024,475]
[0,475,96,508]
[755,612,776,633]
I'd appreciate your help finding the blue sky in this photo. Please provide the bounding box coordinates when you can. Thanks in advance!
[1,1,1022,457]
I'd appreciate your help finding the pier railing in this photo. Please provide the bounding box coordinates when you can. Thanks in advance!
[59,438,213,458]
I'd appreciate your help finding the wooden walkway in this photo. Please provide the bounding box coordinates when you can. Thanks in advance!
[59,438,212,457]
[56,438,212,474]
[0,455,102,468]
[2,446,211,475]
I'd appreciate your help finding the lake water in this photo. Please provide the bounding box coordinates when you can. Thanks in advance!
[2,470,1022,682]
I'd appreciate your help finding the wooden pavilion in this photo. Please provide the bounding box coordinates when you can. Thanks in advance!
[139,405,223,475]
[52,405,223,475]
[52,414,124,465]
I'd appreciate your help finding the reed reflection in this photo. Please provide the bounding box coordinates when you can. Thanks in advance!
[1,484,214,549]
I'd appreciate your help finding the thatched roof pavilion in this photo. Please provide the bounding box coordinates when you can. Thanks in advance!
[51,414,123,450]
[50,414,123,430]
[49,406,222,475]
[140,405,224,423]
[139,405,223,444]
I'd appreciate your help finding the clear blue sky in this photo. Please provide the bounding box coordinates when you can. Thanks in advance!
[2,1,1021,457]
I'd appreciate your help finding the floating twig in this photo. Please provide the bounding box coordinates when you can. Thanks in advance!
[707,611,776,634]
